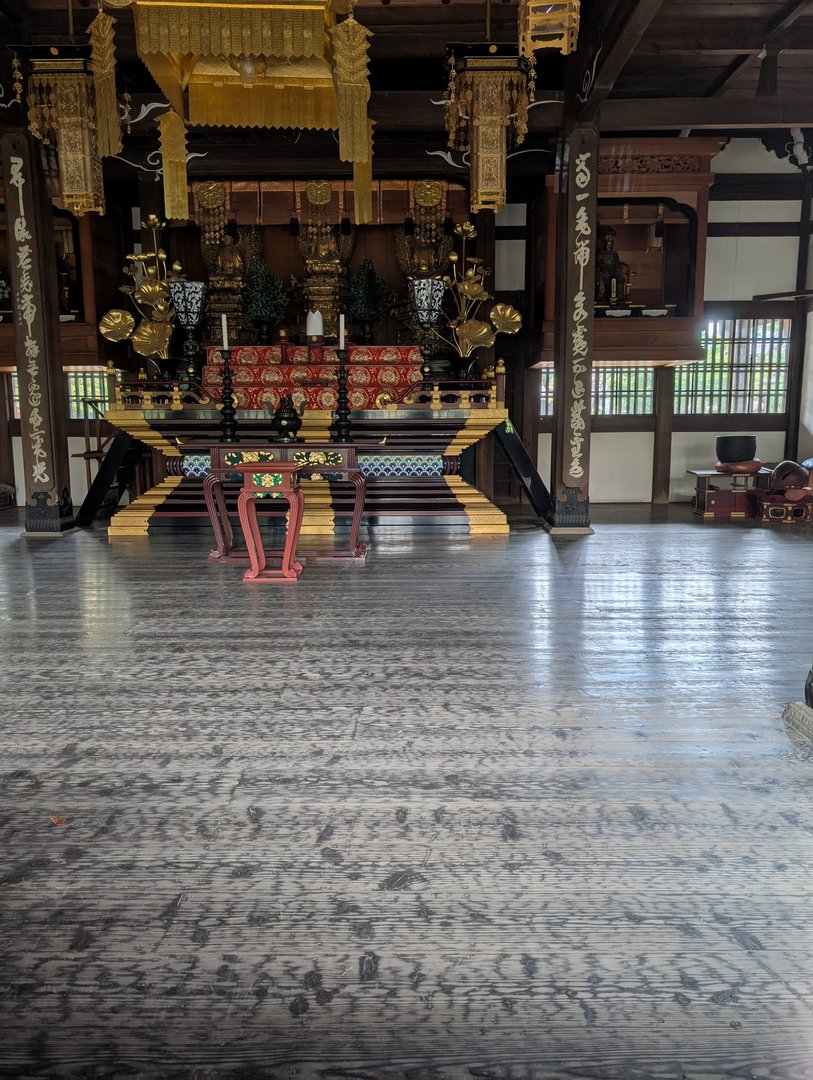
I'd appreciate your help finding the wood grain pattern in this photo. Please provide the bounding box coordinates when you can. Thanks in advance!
[1,509,813,1078]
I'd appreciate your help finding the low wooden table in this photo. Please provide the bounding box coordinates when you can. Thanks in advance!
[181,441,367,569]
[687,468,770,520]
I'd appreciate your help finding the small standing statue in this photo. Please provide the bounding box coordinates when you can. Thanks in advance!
[595,226,630,306]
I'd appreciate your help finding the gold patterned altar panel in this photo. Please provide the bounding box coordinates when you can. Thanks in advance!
[133,3,330,61]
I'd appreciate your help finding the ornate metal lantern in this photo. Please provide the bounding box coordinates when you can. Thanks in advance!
[167,280,207,376]
[445,44,535,215]
[18,47,106,217]
[408,276,446,333]
[518,0,581,58]
[408,275,446,381]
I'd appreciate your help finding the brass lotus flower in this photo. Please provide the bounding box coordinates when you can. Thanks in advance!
[454,222,477,239]
[490,303,522,334]
[131,320,172,357]
[99,309,136,342]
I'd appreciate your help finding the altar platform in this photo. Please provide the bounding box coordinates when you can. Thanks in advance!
[101,344,511,538]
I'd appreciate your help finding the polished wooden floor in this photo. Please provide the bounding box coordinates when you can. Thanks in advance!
[1,507,812,1079]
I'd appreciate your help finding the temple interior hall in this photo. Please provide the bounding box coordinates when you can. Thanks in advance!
[2,0,813,1076]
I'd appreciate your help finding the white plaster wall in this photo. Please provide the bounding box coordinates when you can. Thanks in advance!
[800,311,813,463]
[495,240,526,291]
[536,432,653,502]
[704,235,798,301]
[708,200,801,223]
[496,203,527,227]
[12,436,96,507]
[670,429,786,501]
[712,139,799,175]
[589,432,654,502]
[537,432,552,490]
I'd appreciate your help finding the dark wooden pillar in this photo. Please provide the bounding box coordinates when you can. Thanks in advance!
[546,125,598,533]
[1,132,74,532]
[652,366,675,504]
[785,167,812,462]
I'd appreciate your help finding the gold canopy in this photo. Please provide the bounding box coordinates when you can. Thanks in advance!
[130,0,373,222]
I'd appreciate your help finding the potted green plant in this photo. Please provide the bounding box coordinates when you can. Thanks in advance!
[243,260,288,345]
[348,258,393,345]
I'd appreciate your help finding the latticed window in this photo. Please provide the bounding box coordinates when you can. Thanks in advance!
[8,371,111,421]
[539,366,653,416]
[592,367,653,415]
[674,317,791,415]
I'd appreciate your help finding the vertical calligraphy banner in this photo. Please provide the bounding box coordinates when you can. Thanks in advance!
[547,125,598,532]
[1,132,74,532]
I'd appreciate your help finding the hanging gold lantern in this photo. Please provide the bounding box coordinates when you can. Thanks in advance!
[518,0,581,58]
[23,48,106,217]
[445,45,534,215]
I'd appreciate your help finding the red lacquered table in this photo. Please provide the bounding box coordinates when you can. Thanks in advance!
[232,462,304,582]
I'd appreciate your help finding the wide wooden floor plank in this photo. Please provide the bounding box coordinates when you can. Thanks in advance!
[1,510,812,1078]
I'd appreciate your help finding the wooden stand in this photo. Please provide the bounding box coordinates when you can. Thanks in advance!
[687,468,769,520]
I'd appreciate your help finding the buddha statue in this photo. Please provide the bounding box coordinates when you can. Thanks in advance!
[595,226,630,306]
[212,234,244,285]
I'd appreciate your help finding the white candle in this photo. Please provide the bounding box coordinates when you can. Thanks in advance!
[338,313,345,350]
[305,310,324,338]
[221,313,229,351]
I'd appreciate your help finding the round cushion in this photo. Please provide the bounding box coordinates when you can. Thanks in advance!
[715,458,762,475]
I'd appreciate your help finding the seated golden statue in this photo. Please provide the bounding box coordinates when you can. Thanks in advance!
[212,235,244,285]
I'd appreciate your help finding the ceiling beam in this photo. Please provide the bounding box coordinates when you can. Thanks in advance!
[704,0,813,96]
[600,95,813,131]
[637,22,812,54]
[569,0,667,123]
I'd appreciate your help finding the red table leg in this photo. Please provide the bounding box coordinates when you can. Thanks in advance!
[348,473,367,558]
[237,491,266,580]
[204,473,234,559]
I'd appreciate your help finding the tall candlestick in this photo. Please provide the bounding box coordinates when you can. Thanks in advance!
[338,313,345,350]
[221,313,229,351]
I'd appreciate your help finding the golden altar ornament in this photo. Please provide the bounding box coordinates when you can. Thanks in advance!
[433,223,522,360]
[127,0,374,224]
[99,214,183,369]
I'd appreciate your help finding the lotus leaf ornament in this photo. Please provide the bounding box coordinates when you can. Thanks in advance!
[131,320,172,357]
[459,279,490,301]
[134,278,170,307]
[99,309,136,342]
[490,303,522,334]
[457,319,496,355]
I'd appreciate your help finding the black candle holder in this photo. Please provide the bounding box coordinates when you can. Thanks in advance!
[334,347,352,443]
[218,348,240,443]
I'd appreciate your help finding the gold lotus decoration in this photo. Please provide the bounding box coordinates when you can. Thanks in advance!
[98,214,184,369]
[98,310,135,342]
[433,223,522,360]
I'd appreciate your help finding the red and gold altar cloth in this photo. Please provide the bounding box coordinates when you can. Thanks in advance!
[202,345,422,411]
